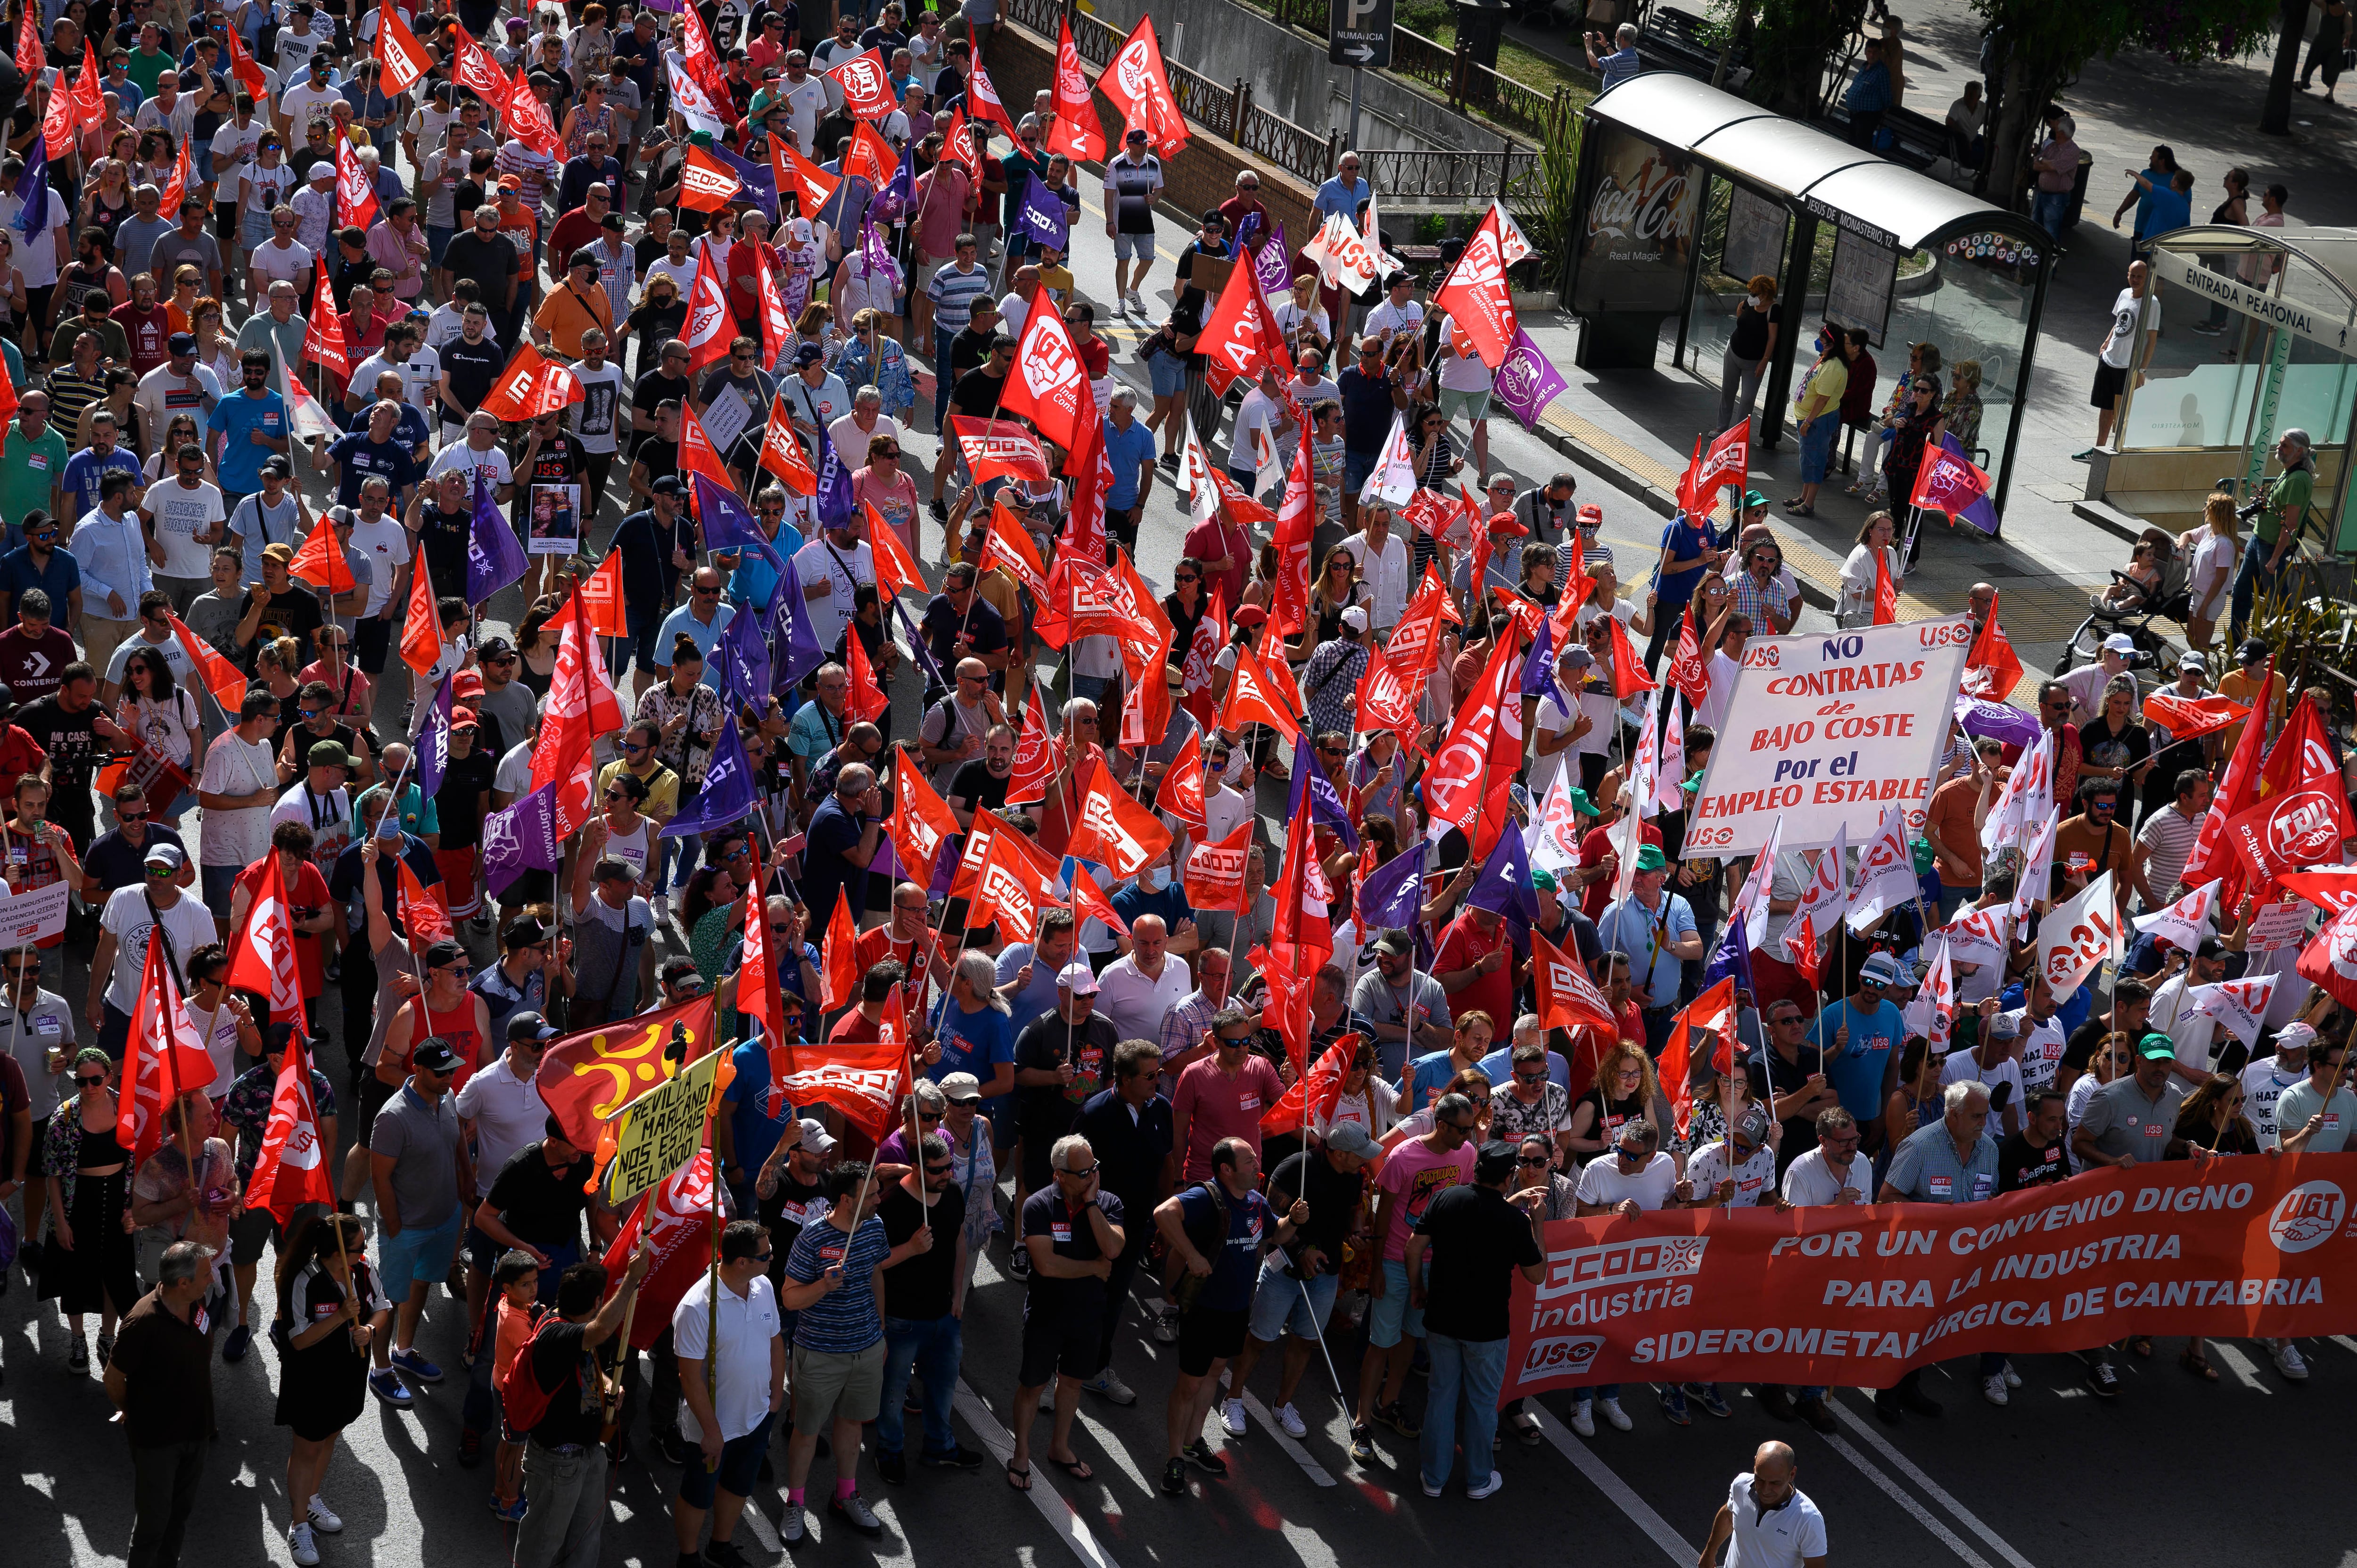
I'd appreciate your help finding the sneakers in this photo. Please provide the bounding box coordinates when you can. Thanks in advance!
[1466,1472,1504,1501]
[1657,1387,1691,1426]
[68,1334,88,1373]
[1273,1402,1307,1439]
[1082,1368,1137,1405]
[2274,1342,2310,1380]
[1182,1439,1228,1477]
[1598,1396,1632,1431]
[777,1502,806,1544]
[2002,1364,2022,1389]
[1374,1400,1419,1438]
[704,1539,755,1568]
[1794,1397,1838,1434]
[1348,1423,1377,1464]
[223,1323,253,1363]
[1220,1397,1247,1437]
[1755,1386,1796,1422]
[307,1495,343,1533]
[829,1492,884,1535]
[1569,1400,1596,1437]
[1897,1384,1944,1418]
[928,498,950,525]
[1007,1245,1032,1280]
[369,1369,414,1409]
[921,1444,985,1469]
[97,1333,115,1368]
[1151,1306,1180,1344]
[491,1495,528,1524]
[876,1447,908,1486]
[2072,448,2096,462]
[390,1347,444,1384]
[655,1429,697,1466]
[290,1523,321,1567]
[458,1428,483,1468]
[1124,290,1146,317]
[1982,1374,2009,1407]
[1156,453,1179,474]
[2085,1359,2120,1398]
[650,893,671,923]
[1683,1383,1731,1419]
[1420,1478,1444,1497]
[1161,1457,1187,1496]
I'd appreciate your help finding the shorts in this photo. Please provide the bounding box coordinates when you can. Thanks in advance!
[2091,360,2130,409]
[790,1339,885,1431]
[354,1075,397,1148]
[1438,386,1492,424]
[1113,230,1155,263]
[1017,1296,1099,1386]
[434,847,481,918]
[913,256,947,291]
[1246,1259,1339,1343]
[1148,350,1187,399]
[1177,1303,1250,1376]
[353,616,392,676]
[231,1201,329,1266]
[427,225,454,269]
[1366,1257,1426,1349]
[379,1208,463,1293]
[1344,450,1378,495]
[677,1412,776,1507]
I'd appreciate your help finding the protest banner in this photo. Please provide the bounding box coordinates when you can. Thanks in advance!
[1499,1153,2357,1399]
[1683,615,1976,856]
[0,879,70,944]
[601,1046,729,1207]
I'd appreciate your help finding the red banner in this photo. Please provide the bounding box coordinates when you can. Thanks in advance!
[1501,1154,2357,1400]
[953,417,1051,485]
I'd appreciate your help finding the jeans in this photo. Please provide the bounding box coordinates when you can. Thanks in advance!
[129,1439,207,1568]
[877,1314,964,1456]
[659,830,701,895]
[514,1440,609,1568]
[932,326,958,431]
[1576,1383,1621,1405]
[1419,1334,1507,1492]
[1797,411,1839,484]
[199,863,241,924]
[2031,188,2070,238]
[2229,538,2279,646]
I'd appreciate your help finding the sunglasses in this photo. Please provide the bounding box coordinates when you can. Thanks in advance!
[918,1109,944,1122]
[77,1072,108,1085]
[1058,1162,1098,1178]
[1516,1153,1550,1167]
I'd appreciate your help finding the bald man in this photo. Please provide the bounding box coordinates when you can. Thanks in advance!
[1095,912,1194,1043]
[1699,1442,1826,1568]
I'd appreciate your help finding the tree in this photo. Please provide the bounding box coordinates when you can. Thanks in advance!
[2259,0,2311,134]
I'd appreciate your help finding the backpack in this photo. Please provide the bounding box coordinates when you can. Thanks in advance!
[1158,1180,1229,1314]
[496,1305,568,1435]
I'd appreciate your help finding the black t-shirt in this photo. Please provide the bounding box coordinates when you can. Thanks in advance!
[435,749,500,852]
[1994,1130,2071,1194]
[17,696,100,822]
[237,590,326,670]
[524,1318,607,1447]
[439,334,507,414]
[1747,1046,1821,1179]
[947,326,995,384]
[949,366,1007,421]
[1012,1010,1119,1138]
[633,369,691,424]
[635,437,679,491]
[416,503,474,597]
[1412,1182,1542,1343]
[84,824,189,896]
[946,757,1008,816]
[758,1171,830,1249]
[919,594,1007,669]
[486,1142,595,1249]
[1269,1147,1363,1268]
[877,1179,966,1321]
[1019,1185,1123,1309]
[443,231,521,304]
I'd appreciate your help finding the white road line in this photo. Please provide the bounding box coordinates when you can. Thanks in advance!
[2332,1335,2357,1357]
[1819,1432,1996,1568]
[2207,1341,2274,1395]
[1236,1389,1338,1486]
[954,1380,1125,1568]
[1828,1399,2040,1568]
[1529,1405,1697,1566]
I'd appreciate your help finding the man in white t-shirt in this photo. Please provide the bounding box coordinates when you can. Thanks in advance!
[194,688,285,918]
[2083,258,2158,457]
[1528,644,1593,802]
[1434,317,1495,479]
[428,413,518,497]
[1363,273,1423,345]
[1341,504,1409,632]
[1698,1444,1828,1568]
[270,742,355,883]
[2241,1023,2312,1147]
[1942,1014,2024,1137]
[1227,367,1294,496]
[142,451,229,607]
[789,512,874,656]
[2148,937,2231,1084]
[1569,1118,1690,1435]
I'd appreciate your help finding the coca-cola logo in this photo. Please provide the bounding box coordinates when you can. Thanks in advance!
[1586,157,1693,247]
[2265,788,2343,867]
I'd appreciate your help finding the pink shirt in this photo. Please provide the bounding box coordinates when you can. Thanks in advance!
[1375,1135,1474,1259]
[1171,1054,1284,1182]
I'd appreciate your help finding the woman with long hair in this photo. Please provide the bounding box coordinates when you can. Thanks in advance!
[80,157,133,250]
[1837,511,1903,629]
[117,645,204,821]
[1881,375,1947,561]
[633,635,725,905]
[851,432,921,565]
[1566,1040,1673,1163]
[1878,1035,1947,1184]
[2180,491,2240,651]
[40,1049,140,1371]
[1717,274,1779,435]
[274,1212,388,1567]
[1139,300,1203,463]
[1295,543,1367,657]
[190,296,241,393]
[683,862,745,984]
[515,600,565,697]
[140,414,218,487]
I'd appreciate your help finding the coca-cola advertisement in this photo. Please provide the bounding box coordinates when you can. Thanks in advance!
[1573,129,1701,316]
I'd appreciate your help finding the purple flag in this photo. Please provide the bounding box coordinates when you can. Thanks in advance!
[1465,822,1538,951]
[1294,744,1359,850]
[1015,185,1069,252]
[13,135,46,243]
[710,139,778,222]
[1518,613,1566,709]
[1253,222,1292,296]
[414,674,453,800]
[1357,842,1426,933]
[482,782,562,898]
[1492,324,1567,429]
[1955,695,2044,751]
[465,466,528,603]
[1937,434,2002,535]
[771,555,827,696]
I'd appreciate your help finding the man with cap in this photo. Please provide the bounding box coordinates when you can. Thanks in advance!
[1804,950,1911,1143]
[1103,127,1164,319]
[2215,636,2288,758]
[225,454,305,589]
[456,1016,562,1232]
[1595,845,1702,1054]
[1942,996,2023,1137]
[87,838,218,1053]
[1729,525,1800,636]
[367,1034,473,1407]
[1530,642,1597,801]
[2057,632,2139,729]
[1302,609,1371,741]
[132,330,226,460]
[1877,1077,2000,1414]
[1010,963,1121,1232]
[533,248,618,363]
[1353,928,1452,1083]
[473,914,568,1043]
[2241,1021,2313,1147]
[1220,1117,1376,1442]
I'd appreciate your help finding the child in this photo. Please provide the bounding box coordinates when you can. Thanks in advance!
[490,1250,544,1523]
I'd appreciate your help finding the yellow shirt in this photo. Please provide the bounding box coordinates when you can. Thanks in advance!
[2214,668,2287,755]
[596,758,680,823]
[1797,357,1848,423]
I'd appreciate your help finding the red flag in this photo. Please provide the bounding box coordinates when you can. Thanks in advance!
[1183,820,1252,912]
[1268,803,1335,976]
[1063,436,1113,564]
[1116,625,1176,753]
[964,62,1024,140]
[504,67,567,161]
[1001,304,1099,465]
[953,418,1051,486]
[1385,565,1460,680]
[335,136,379,229]
[1432,203,1518,369]
[447,21,517,113]
[2142,690,2249,743]
[170,612,249,714]
[1063,866,1132,939]
[754,244,794,371]
[1044,17,1106,162]
[2261,699,2354,819]
[757,394,819,495]
[223,849,305,1024]
[1657,978,1738,1134]
[288,517,356,595]
[961,818,1064,938]
[826,46,898,121]
[2298,900,2357,1011]
[779,140,841,213]
[241,1031,335,1223]
[72,40,106,121]
[14,5,39,84]
[773,1030,910,1144]
[399,546,444,677]
[888,760,963,890]
[398,858,455,947]
[821,888,859,1012]
[679,144,747,211]
[865,500,928,600]
[936,108,981,179]
[682,251,734,375]
[1910,442,1997,524]
[2180,657,2273,895]
[1104,15,1188,156]
[528,588,624,837]
[601,1150,719,1349]
[1425,634,1517,836]
[1006,687,1060,807]
[1179,586,1228,731]
[535,995,721,1150]
[1871,549,1899,626]
[1667,600,1709,706]
[1153,729,1208,836]
[731,840,790,1111]
[1255,954,1318,1079]
[372,8,432,93]
[1788,911,1824,991]
[675,0,734,107]
[1269,436,1316,637]
[1220,637,1303,742]
[1605,615,1654,701]
[1353,656,1423,742]
[2224,701,2357,887]
[1960,590,2027,703]
[38,68,69,159]
[1197,258,1294,397]
[1533,927,1617,1033]
[842,123,898,187]
[676,398,737,490]
[845,624,890,724]
[981,499,1051,603]
[1260,1034,1359,1136]
[1068,759,1175,878]
[118,933,218,1164]
[305,260,351,378]
[158,131,194,216]
[1698,420,1749,501]
[1673,435,1707,520]
[570,549,629,638]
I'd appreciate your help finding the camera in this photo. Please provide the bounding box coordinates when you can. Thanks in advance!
[2235,496,2267,523]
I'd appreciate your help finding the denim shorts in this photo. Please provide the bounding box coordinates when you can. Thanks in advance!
[1149,350,1187,399]
[1366,1257,1425,1348]
[379,1208,463,1292]
[1113,230,1154,262]
[1344,450,1379,494]
[678,1412,776,1507]
[1246,1258,1339,1343]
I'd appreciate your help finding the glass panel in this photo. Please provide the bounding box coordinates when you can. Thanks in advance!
[1873,241,2037,485]
[1680,178,1792,387]
[2125,266,2265,452]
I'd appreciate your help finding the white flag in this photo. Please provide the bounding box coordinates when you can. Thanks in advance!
[1359,410,1419,505]
[2037,872,2122,1001]
[1844,805,1918,935]
[1780,827,1849,964]
[1903,938,1955,1052]
[1728,818,1785,952]
[2011,815,2057,925]
[1935,902,2012,970]
[1525,770,1586,874]
[1627,685,1662,821]
[2186,975,2280,1052]
[1980,731,2051,858]
[2131,878,2219,952]
[1652,696,1686,818]
[1179,412,1219,529]
[1610,788,1647,908]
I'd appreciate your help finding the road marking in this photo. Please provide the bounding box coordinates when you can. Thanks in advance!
[1528,1404,1696,1566]
[2208,1341,2273,1395]
[1829,1398,2041,1568]
[1236,1388,1338,1486]
[954,1379,1125,1568]
[1819,1430,1996,1568]
[2332,1334,2357,1357]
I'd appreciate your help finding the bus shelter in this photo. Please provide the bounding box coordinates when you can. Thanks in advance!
[1565,73,2054,518]
[2099,226,2357,553]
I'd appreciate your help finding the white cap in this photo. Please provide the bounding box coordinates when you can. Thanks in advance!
[1340,606,1369,633]
[2103,632,2137,656]
[795,1117,837,1155]
[1056,961,1100,995]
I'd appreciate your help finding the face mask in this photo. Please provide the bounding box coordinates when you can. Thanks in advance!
[1143,866,1170,893]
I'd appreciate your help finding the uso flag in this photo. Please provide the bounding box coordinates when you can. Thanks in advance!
[1911,435,1999,534]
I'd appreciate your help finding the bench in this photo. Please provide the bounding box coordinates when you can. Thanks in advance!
[1820,100,1951,171]
[1634,5,1743,87]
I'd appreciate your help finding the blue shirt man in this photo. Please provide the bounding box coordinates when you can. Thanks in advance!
[62,440,144,520]
[1100,406,1157,512]
[657,587,736,690]
[1314,157,1368,222]
[208,382,290,497]
[1806,952,1912,1121]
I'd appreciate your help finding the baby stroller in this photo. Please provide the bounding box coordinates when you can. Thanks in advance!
[2054,527,2191,674]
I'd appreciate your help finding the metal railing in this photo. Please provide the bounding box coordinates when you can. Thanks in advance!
[1360,147,1543,204]
[1246,0,1574,131]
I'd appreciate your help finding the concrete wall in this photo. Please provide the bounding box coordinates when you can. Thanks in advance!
[1082,0,1510,156]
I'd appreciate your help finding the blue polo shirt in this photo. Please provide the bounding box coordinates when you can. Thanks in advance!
[1805,996,1908,1122]
[1100,415,1157,511]
[722,1037,799,1178]
[656,599,735,689]
[61,447,145,522]
[323,430,416,508]
[208,389,290,494]
[1654,512,1713,607]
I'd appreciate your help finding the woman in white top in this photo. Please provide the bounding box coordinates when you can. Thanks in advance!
[1314,1043,1399,1146]
[587,769,656,894]
[140,414,219,487]
[2177,491,2239,651]
[1836,509,1904,629]
[116,646,206,823]
[691,207,738,280]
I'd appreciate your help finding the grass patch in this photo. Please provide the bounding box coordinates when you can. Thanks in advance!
[1233,0,1593,132]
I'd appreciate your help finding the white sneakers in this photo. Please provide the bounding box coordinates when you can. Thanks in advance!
[1983,1374,2009,1406]
[1467,1472,1504,1501]
[1220,1397,1248,1437]
[2275,1341,2310,1380]
[1598,1396,1632,1431]
[307,1496,343,1534]
[2002,1365,2022,1389]
[1569,1400,1596,1437]
[1273,1402,1308,1439]
[1124,290,1146,317]
[289,1524,320,1567]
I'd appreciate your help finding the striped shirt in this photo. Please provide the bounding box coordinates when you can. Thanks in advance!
[2136,803,2201,901]
[784,1212,890,1354]
[925,262,994,334]
[494,140,559,215]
